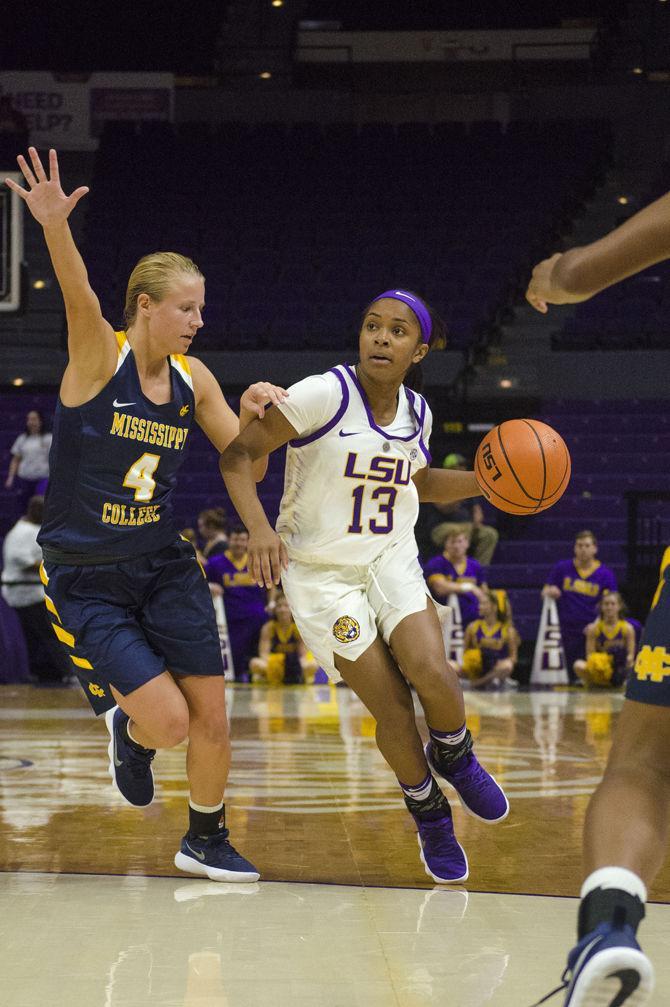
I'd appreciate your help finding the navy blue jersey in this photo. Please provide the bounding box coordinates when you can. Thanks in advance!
[39,332,195,564]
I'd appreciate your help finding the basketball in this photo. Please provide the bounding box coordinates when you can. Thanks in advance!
[475,419,571,515]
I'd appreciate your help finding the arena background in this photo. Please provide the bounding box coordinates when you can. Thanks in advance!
[2,4,670,1006]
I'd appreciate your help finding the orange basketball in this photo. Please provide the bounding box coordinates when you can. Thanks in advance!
[474,419,571,515]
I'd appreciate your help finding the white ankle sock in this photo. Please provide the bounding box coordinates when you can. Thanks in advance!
[189,798,225,814]
[581,867,647,904]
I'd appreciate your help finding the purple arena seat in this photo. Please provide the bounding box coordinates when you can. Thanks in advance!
[73,118,614,353]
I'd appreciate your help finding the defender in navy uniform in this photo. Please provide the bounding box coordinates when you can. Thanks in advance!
[6,147,288,883]
[524,185,670,1005]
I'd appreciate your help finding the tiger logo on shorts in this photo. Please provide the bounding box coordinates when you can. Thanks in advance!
[332,616,360,643]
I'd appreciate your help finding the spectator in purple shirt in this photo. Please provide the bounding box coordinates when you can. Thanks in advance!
[206,525,267,682]
[424,527,487,627]
[542,529,617,682]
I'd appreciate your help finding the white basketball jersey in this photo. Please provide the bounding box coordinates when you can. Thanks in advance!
[276,364,432,566]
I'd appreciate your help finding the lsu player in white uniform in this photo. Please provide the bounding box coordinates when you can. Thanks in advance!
[220,289,509,883]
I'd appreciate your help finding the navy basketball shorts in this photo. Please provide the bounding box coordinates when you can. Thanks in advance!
[41,538,224,715]
[626,548,670,707]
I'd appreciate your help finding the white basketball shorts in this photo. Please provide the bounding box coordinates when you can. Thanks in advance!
[281,534,435,681]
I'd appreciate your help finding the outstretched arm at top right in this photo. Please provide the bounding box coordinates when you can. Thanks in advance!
[526,189,670,312]
[219,406,298,589]
[4,148,117,385]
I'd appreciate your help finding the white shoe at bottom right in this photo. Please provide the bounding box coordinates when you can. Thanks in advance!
[533,922,654,1007]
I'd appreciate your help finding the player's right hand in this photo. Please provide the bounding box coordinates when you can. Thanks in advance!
[525,253,564,313]
[4,148,89,228]
[248,528,289,589]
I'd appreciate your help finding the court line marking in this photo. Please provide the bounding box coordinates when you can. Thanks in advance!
[1,868,669,905]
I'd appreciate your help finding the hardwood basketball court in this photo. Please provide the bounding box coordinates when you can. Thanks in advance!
[2,683,670,1005]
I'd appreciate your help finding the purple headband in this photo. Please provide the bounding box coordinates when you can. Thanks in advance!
[370,289,433,344]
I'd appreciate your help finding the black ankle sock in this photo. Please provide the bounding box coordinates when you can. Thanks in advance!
[403,777,452,821]
[121,718,153,754]
[188,802,225,840]
[429,728,473,767]
[578,886,646,939]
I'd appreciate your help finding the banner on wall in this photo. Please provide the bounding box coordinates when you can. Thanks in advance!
[0,72,174,151]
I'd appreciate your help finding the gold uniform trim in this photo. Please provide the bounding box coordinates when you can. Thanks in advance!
[650,546,670,612]
[70,655,93,670]
[114,330,131,375]
[180,534,206,578]
[170,352,191,374]
[39,561,49,586]
[44,594,61,623]
[169,353,194,390]
[52,624,75,648]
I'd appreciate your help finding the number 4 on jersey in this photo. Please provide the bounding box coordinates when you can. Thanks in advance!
[123,452,161,502]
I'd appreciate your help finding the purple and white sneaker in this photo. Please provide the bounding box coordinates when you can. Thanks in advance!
[425,741,509,823]
[413,813,469,884]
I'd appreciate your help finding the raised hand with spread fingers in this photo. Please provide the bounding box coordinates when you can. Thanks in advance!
[5,147,89,228]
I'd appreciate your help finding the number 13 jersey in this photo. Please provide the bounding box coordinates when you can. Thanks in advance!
[275,364,432,566]
[39,332,195,564]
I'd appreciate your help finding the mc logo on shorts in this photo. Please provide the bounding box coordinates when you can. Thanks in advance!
[634,645,670,683]
[333,616,361,644]
[88,682,106,698]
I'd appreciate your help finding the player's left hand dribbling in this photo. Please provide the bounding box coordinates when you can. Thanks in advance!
[241,382,289,420]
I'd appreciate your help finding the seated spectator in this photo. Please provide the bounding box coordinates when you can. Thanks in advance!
[574,592,636,688]
[461,589,519,690]
[1,496,70,684]
[198,507,229,558]
[5,410,52,513]
[424,527,487,628]
[421,453,499,565]
[206,524,266,682]
[250,594,318,685]
[541,530,617,682]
